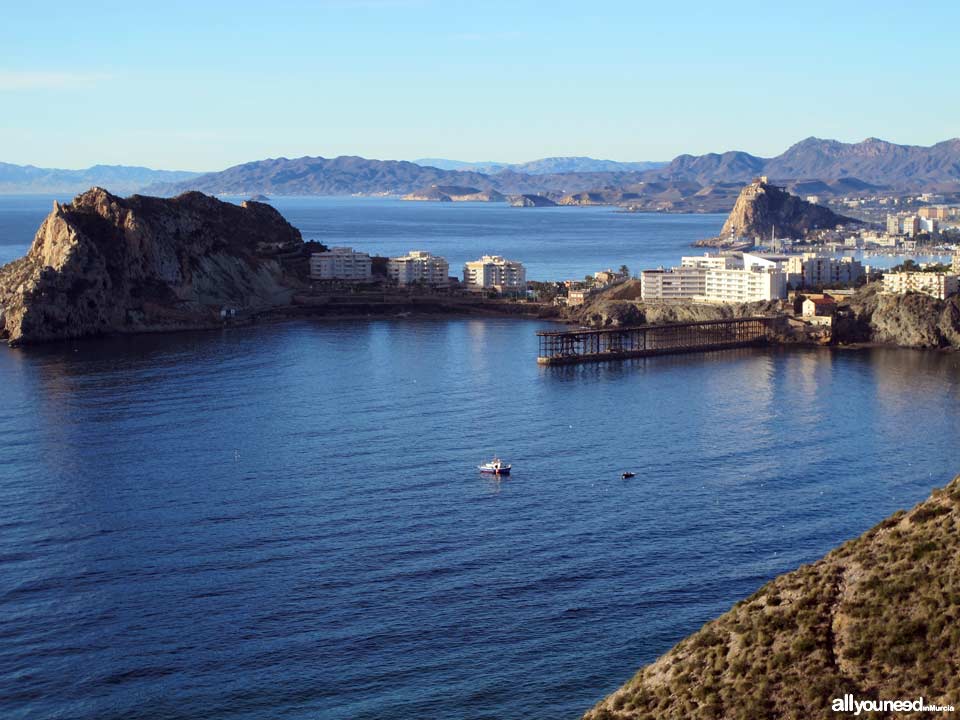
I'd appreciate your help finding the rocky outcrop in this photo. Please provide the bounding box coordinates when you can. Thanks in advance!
[569,280,790,329]
[0,188,309,345]
[835,282,960,348]
[508,194,558,207]
[402,185,505,202]
[584,475,960,719]
[719,179,857,241]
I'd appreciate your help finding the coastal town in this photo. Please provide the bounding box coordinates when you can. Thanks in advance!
[304,188,960,334]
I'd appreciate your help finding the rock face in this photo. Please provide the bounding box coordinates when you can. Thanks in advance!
[402,185,505,202]
[719,179,856,240]
[584,475,960,720]
[508,194,558,207]
[836,283,960,348]
[0,188,307,345]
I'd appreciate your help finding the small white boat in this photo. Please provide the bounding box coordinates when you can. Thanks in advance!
[478,457,511,475]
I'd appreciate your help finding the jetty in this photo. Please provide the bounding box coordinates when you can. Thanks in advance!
[536,317,773,365]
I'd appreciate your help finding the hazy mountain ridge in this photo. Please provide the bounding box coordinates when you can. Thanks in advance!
[415,157,667,174]
[81,136,960,201]
[0,162,202,195]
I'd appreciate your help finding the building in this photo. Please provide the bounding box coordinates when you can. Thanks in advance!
[802,296,837,318]
[567,288,592,306]
[882,272,959,300]
[386,250,450,287]
[784,253,865,288]
[641,264,786,303]
[681,253,742,270]
[594,269,629,285]
[701,267,786,303]
[886,215,902,236]
[901,216,921,237]
[953,255,960,276]
[640,267,707,300]
[463,255,526,292]
[309,247,372,281]
[919,217,939,235]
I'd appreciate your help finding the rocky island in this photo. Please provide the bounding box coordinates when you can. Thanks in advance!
[0,188,312,345]
[401,185,505,202]
[584,475,960,719]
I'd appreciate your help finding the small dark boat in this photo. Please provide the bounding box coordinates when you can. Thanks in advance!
[621,472,636,479]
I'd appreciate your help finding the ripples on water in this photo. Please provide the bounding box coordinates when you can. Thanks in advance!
[2,317,960,719]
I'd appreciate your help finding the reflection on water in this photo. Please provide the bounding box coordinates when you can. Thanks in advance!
[2,319,960,720]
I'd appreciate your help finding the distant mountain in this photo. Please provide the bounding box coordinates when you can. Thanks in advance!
[146,156,502,196]
[764,137,960,185]
[650,137,960,187]
[415,156,667,175]
[143,137,960,206]
[0,163,202,194]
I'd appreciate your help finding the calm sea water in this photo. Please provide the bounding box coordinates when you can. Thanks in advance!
[2,197,960,719]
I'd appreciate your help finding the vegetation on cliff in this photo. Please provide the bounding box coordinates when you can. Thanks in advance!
[0,188,310,345]
[584,475,960,720]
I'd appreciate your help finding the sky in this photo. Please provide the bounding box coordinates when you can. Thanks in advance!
[2,0,959,172]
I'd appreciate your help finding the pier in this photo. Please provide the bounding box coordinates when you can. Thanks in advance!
[536,317,773,365]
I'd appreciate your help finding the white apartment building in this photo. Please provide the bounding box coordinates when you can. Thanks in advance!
[702,267,786,303]
[641,265,786,303]
[387,250,450,287]
[640,267,707,300]
[463,255,526,292]
[784,254,865,288]
[882,272,959,300]
[309,247,372,281]
[680,253,742,270]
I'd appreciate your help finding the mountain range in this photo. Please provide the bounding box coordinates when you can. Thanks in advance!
[5,138,959,205]
[0,163,201,195]
[414,157,667,174]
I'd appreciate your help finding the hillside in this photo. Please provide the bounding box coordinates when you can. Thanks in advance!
[414,157,666,174]
[584,474,960,720]
[0,188,309,345]
[649,137,960,188]
[0,162,201,195]
[719,179,858,240]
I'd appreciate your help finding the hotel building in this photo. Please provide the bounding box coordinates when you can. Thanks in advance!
[463,255,526,292]
[882,272,959,300]
[387,250,450,287]
[309,247,372,281]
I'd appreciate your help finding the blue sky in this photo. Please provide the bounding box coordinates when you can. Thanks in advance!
[2,0,958,171]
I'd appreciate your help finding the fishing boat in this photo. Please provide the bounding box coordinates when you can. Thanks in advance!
[621,471,636,479]
[478,457,511,475]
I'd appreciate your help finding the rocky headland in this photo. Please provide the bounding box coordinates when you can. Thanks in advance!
[583,474,960,719]
[508,194,558,207]
[401,185,505,202]
[716,178,858,242]
[571,279,960,351]
[0,188,311,345]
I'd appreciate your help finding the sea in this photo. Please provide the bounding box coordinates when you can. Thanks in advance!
[1,196,959,720]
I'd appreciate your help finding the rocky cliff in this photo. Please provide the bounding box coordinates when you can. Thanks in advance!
[402,185,505,202]
[719,179,857,240]
[584,475,960,720]
[835,283,960,348]
[508,194,558,207]
[0,188,308,345]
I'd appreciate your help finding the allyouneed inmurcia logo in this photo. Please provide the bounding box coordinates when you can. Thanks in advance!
[833,694,955,715]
